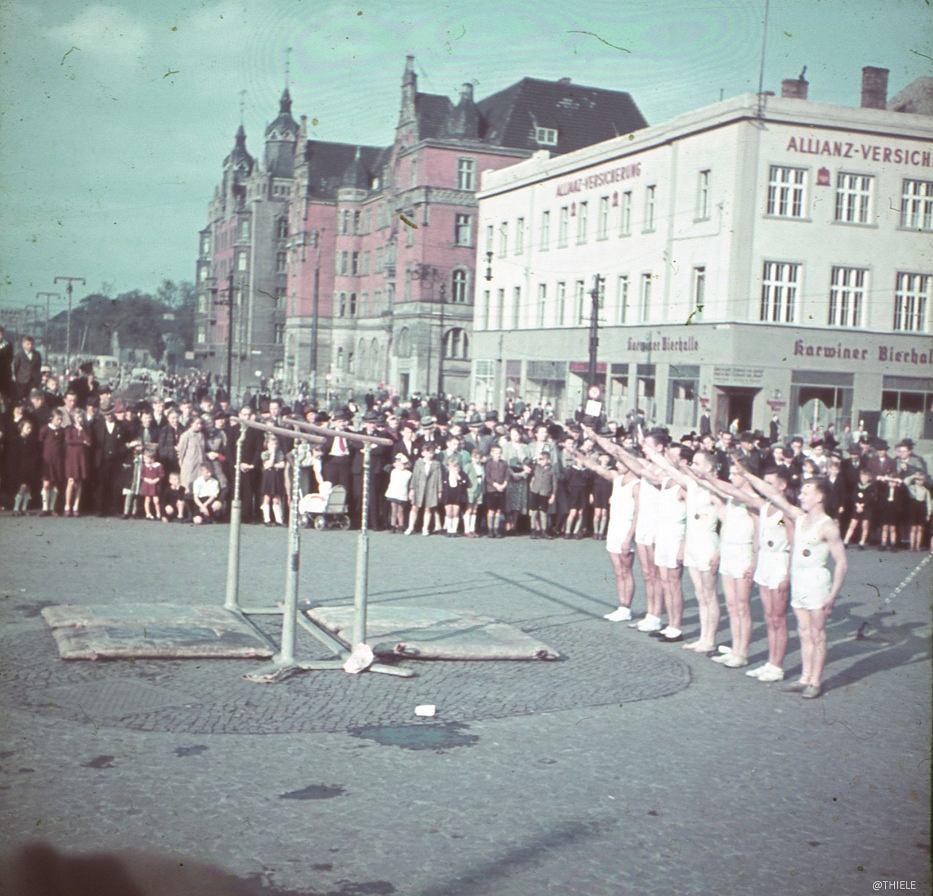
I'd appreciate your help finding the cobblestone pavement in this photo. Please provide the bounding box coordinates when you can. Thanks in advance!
[0,517,929,896]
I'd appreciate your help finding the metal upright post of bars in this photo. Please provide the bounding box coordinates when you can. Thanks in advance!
[277,447,304,666]
[310,265,320,405]
[54,276,85,374]
[352,443,371,647]
[36,292,59,354]
[224,428,246,612]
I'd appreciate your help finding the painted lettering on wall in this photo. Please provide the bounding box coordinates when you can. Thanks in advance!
[785,136,933,168]
[794,339,931,366]
[557,162,642,197]
[626,336,699,352]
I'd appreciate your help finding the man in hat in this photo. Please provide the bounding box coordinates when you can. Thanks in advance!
[350,410,387,529]
[93,400,127,517]
[68,362,99,409]
[895,439,929,551]
[322,408,353,497]
[736,431,762,475]
[26,388,52,430]
[12,335,42,401]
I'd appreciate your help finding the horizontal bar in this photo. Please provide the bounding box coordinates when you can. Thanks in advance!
[283,417,395,447]
[239,418,325,444]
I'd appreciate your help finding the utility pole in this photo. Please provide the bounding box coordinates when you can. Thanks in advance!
[436,281,446,397]
[310,265,320,406]
[585,273,605,410]
[36,292,59,354]
[54,276,85,375]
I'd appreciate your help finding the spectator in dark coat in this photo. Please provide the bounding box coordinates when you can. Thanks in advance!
[0,326,14,402]
[12,335,42,400]
[93,405,127,517]
[67,362,99,409]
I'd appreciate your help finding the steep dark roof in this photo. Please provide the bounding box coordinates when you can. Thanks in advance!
[302,141,385,199]
[340,147,370,189]
[265,88,298,138]
[476,77,647,154]
[415,92,454,139]
[224,125,254,174]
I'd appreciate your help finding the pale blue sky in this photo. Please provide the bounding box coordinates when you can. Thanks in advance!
[0,0,929,311]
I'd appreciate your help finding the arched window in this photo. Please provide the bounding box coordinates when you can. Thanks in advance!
[357,338,367,378]
[396,327,412,358]
[276,217,288,239]
[451,269,468,304]
[443,328,469,360]
[370,338,380,378]
[336,347,345,370]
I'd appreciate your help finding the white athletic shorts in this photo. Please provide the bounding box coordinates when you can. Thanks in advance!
[790,568,832,610]
[634,515,656,547]
[606,525,635,555]
[654,525,685,569]
[720,542,753,580]
[684,530,719,572]
[754,550,790,589]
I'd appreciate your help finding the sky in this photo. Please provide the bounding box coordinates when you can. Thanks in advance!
[0,0,930,313]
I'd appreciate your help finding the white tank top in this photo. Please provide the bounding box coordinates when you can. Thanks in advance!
[722,498,755,545]
[609,476,637,526]
[686,479,718,534]
[792,513,831,572]
[658,476,686,527]
[758,502,789,554]
[637,479,659,521]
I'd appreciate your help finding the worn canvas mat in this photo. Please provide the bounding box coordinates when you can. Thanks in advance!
[42,604,274,660]
[306,605,560,661]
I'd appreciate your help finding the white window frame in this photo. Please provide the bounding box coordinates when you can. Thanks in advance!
[515,217,525,254]
[828,266,866,328]
[639,274,652,322]
[574,280,585,325]
[497,288,505,330]
[617,275,630,324]
[767,166,807,218]
[451,269,468,304]
[455,214,472,247]
[511,286,520,329]
[900,179,933,231]
[893,272,930,332]
[558,207,569,247]
[576,201,588,244]
[556,281,566,326]
[535,127,557,146]
[835,173,873,225]
[537,283,547,327]
[760,261,800,323]
[498,222,508,258]
[696,170,711,221]
[620,191,632,236]
[692,266,706,319]
[540,210,550,250]
[485,224,494,251]
[644,186,656,232]
[457,157,476,191]
[597,196,609,239]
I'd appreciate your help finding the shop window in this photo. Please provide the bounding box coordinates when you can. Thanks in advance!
[767,166,807,218]
[636,364,656,422]
[790,370,853,435]
[473,359,495,411]
[880,377,933,442]
[668,365,700,431]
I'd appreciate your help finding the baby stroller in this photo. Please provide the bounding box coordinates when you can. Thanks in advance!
[298,483,351,530]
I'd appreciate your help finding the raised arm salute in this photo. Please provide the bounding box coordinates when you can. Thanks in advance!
[738,461,847,698]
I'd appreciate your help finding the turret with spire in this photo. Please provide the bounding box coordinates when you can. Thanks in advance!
[444,83,480,139]
[264,86,298,178]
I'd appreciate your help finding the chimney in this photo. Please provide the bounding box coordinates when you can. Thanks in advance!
[558,77,571,85]
[861,66,889,109]
[781,77,808,100]
[460,83,474,102]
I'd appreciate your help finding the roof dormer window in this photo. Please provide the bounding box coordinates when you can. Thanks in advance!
[535,127,558,146]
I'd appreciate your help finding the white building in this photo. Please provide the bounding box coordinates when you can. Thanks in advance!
[471,67,933,454]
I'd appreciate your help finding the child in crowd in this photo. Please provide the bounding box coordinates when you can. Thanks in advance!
[190,462,223,525]
[484,443,509,538]
[260,433,287,526]
[385,453,412,533]
[441,454,468,537]
[10,419,39,516]
[562,454,590,538]
[590,452,613,540]
[528,450,557,539]
[162,471,187,522]
[843,468,876,549]
[39,408,65,516]
[406,443,442,536]
[63,408,92,517]
[463,449,485,538]
[139,446,164,520]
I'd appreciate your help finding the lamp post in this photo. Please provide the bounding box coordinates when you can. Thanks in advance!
[436,281,447,397]
[54,276,85,375]
[584,273,605,411]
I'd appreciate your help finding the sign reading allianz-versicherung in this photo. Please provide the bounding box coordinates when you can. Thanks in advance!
[555,161,642,196]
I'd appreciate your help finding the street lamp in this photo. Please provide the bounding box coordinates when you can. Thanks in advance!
[54,275,86,374]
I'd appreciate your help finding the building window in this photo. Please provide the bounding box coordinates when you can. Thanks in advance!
[410,156,417,187]
[276,252,286,273]
[556,281,566,326]
[512,286,520,329]
[236,251,248,272]
[444,328,470,360]
[360,292,368,313]
[340,251,348,276]
[617,275,630,324]
[347,351,354,374]
[760,261,800,323]
[375,246,384,272]
[901,179,933,231]
[644,186,656,232]
[835,173,873,224]
[275,217,287,239]
[540,211,550,250]
[558,207,569,247]
[353,211,361,234]
[791,370,853,435]
[639,274,652,322]
[455,214,472,247]
[514,217,525,254]
[881,377,933,442]
[480,289,490,330]
[274,323,284,345]
[452,269,468,304]
[339,210,350,235]
[196,324,207,344]
[620,191,632,236]
[351,252,359,275]
[485,224,494,251]
[239,218,251,240]
[893,272,929,332]
[404,268,412,301]
[537,284,547,327]
[692,266,706,320]
[767,166,807,218]
[396,327,412,358]
[535,127,557,146]
[349,293,357,316]
[338,292,347,317]
[828,266,866,328]
[696,170,711,221]
[200,234,211,256]
[362,252,370,275]
[496,288,505,330]
[576,201,588,244]
[597,196,609,239]
[457,158,476,191]
[574,280,585,325]
[498,222,508,257]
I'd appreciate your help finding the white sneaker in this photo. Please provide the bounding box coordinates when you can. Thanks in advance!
[745,665,768,678]
[717,645,732,655]
[604,607,633,622]
[636,615,662,633]
[723,654,749,669]
[627,616,646,629]
[711,652,733,664]
[757,665,785,683]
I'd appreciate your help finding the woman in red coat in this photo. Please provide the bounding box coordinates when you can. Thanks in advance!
[64,408,93,517]
[39,408,66,516]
